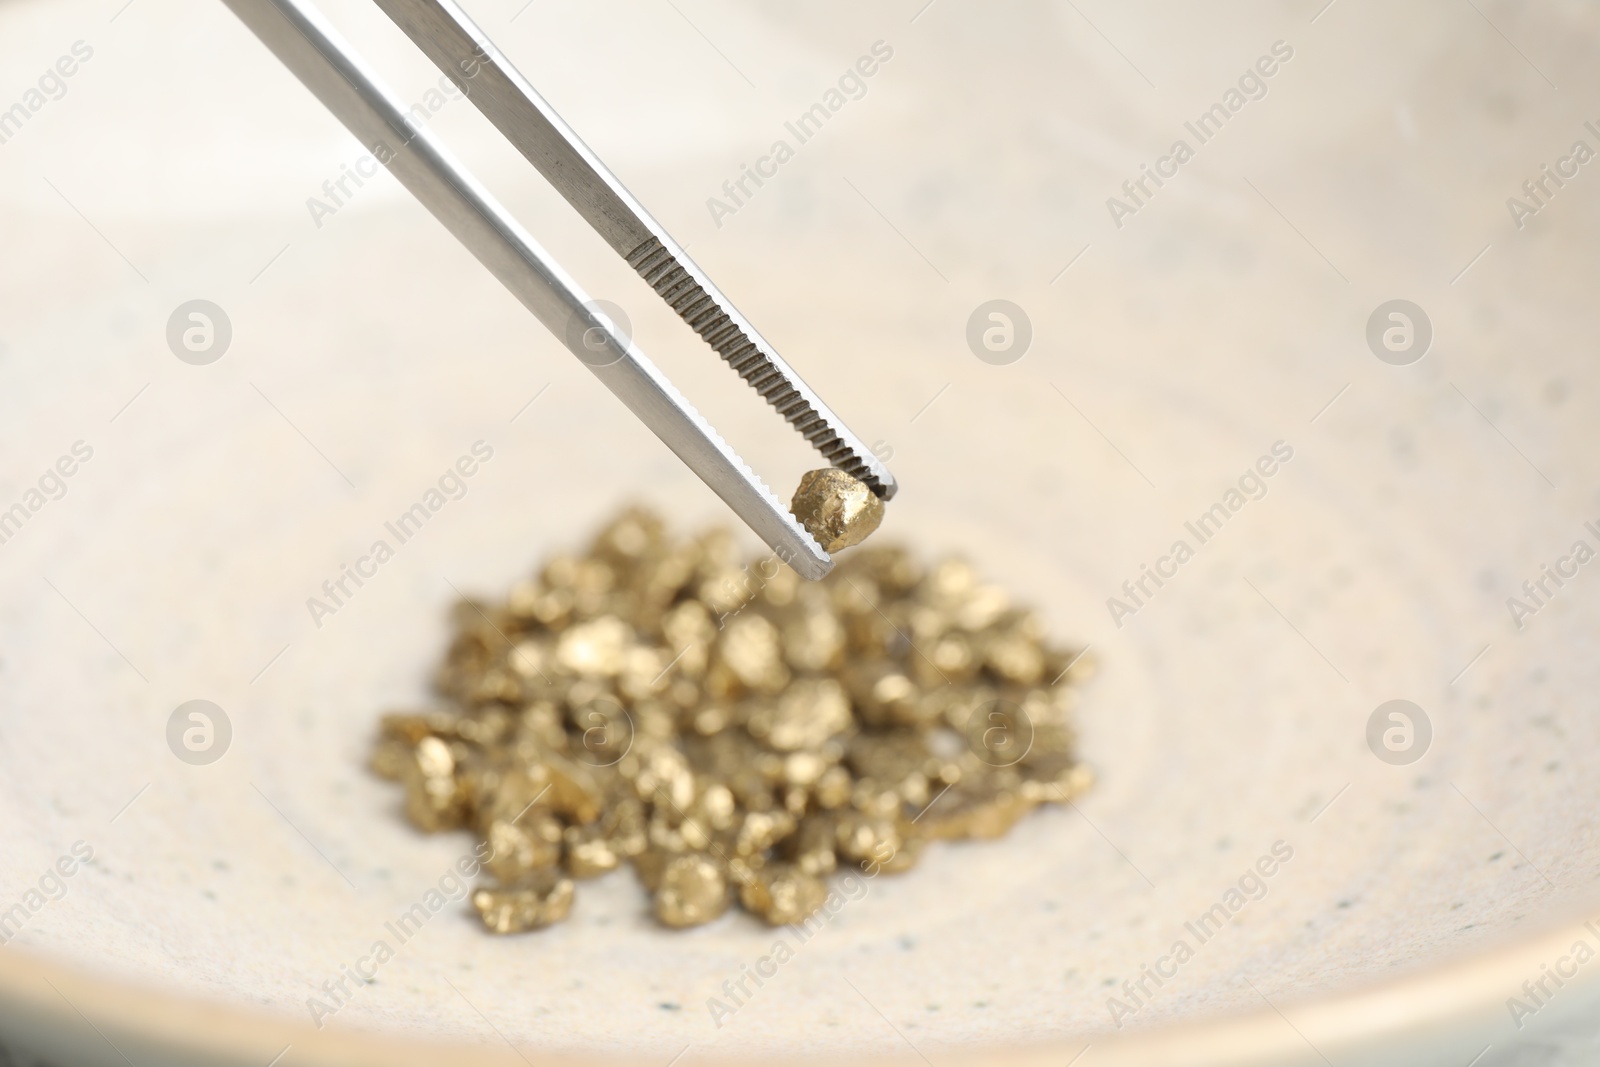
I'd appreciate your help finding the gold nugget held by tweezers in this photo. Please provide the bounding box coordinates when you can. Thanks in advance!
[371,507,1095,932]
[222,0,896,578]
[790,469,885,554]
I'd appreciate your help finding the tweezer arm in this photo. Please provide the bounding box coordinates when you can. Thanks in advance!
[373,0,898,503]
[219,0,832,578]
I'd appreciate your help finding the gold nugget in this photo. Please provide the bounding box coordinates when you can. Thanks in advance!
[373,506,1093,932]
[790,468,884,553]
[471,869,575,933]
[655,855,730,928]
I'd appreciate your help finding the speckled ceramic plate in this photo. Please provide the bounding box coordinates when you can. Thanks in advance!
[3,0,1598,1064]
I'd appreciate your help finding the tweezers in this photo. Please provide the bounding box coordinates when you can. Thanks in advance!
[218,0,896,580]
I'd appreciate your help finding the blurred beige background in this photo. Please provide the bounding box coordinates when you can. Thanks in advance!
[2,0,1600,1064]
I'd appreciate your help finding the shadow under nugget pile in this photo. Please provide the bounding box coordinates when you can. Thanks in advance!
[372,507,1094,931]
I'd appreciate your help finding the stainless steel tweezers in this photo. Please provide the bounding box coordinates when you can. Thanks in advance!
[220,0,897,580]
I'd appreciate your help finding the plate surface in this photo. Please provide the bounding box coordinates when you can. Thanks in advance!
[1,0,1598,1064]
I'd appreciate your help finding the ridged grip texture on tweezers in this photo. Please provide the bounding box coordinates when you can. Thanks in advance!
[626,236,886,497]
[369,0,895,511]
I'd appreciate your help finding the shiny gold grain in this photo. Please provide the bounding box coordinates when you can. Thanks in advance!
[790,468,884,553]
[655,854,730,928]
[471,869,575,933]
[376,507,1091,931]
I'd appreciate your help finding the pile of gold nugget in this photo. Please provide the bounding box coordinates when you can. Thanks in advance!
[372,503,1094,932]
